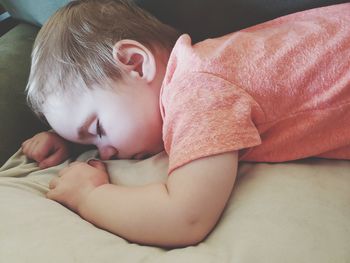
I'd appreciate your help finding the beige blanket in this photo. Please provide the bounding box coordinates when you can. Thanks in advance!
[0,149,349,263]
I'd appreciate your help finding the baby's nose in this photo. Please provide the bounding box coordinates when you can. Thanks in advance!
[98,146,118,160]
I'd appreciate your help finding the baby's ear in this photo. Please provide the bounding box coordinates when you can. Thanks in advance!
[112,39,156,82]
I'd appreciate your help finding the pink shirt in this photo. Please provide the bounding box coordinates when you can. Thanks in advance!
[160,3,350,174]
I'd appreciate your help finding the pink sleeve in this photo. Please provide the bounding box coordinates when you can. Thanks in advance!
[161,72,263,174]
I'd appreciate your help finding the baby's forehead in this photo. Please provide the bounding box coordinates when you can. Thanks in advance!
[43,83,115,110]
[42,93,73,116]
[42,75,124,117]
[43,90,92,128]
[45,80,94,102]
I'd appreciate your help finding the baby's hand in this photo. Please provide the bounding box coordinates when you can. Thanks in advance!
[47,160,109,213]
[21,131,70,169]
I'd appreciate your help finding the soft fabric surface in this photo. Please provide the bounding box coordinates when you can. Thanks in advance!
[0,149,349,262]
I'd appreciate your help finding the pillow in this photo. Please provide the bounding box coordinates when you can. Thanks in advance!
[1,149,350,262]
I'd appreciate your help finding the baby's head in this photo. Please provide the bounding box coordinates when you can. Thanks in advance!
[26,0,180,160]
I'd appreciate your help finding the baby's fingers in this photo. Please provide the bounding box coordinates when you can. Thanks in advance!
[47,177,63,201]
[21,138,32,148]
[29,143,50,163]
[49,177,59,190]
[22,139,42,159]
[39,148,68,169]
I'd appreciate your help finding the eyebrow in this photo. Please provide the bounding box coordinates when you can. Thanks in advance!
[77,114,96,140]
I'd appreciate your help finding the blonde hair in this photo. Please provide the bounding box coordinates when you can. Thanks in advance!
[26,0,180,117]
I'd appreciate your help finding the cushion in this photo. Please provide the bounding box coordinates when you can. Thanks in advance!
[1,149,349,262]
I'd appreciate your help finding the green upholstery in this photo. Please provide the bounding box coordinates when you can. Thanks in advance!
[0,0,69,26]
[0,23,48,165]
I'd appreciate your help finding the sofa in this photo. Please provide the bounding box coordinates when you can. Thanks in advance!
[0,0,349,262]
[0,0,348,165]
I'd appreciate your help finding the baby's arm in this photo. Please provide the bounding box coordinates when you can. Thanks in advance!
[78,151,238,247]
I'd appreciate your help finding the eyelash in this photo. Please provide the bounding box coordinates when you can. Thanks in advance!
[96,119,103,138]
